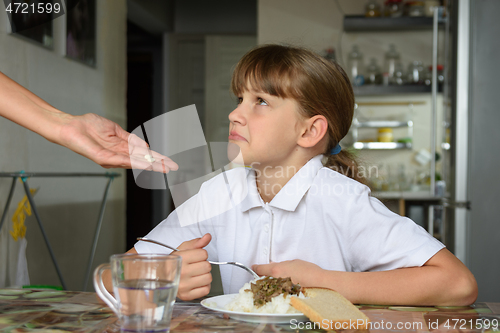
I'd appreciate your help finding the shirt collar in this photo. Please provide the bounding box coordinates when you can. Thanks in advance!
[238,168,262,212]
[239,155,324,212]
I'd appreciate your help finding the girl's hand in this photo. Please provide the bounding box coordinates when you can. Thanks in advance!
[252,259,325,287]
[174,234,213,300]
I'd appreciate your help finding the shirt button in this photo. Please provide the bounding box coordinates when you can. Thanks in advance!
[264,224,269,233]
[263,247,268,255]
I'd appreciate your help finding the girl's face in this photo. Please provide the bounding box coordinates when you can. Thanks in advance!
[228,88,306,168]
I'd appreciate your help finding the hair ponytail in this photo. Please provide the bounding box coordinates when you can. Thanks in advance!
[324,150,367,185]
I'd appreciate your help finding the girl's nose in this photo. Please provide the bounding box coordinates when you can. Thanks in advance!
[228,104,247,126]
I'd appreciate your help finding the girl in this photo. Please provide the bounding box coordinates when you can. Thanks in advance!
[130,44,477,306]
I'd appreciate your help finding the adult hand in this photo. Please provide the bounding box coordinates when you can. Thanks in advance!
[252,259,325,287]
[59,113,178,172]
[0,71,178,172]
[175,233,213,300]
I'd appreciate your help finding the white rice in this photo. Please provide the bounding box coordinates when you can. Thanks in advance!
[224,278,306,314]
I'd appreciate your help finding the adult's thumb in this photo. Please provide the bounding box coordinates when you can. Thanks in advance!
[178,233,212,251]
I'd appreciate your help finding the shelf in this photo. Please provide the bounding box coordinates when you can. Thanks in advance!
[343,15,446,32]
[353,142,412,150]
[352,85,441,96]
[354,120,412,128]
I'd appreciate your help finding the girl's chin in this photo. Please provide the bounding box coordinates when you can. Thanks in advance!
[227,144,247,166]
[227,142,241,160]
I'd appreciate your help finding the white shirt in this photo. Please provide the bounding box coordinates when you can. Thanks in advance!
[135,155,445,294]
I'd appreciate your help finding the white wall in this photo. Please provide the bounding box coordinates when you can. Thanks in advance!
[0,0,127,290]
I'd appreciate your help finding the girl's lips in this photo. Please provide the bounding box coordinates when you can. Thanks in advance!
[229,132,247,141]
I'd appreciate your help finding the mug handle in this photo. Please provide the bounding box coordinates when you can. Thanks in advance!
[93,263,119,313]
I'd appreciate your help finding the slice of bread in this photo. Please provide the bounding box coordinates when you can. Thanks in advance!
[290,288,370,331]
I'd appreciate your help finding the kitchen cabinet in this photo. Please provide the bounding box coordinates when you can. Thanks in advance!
[342,8,447,188]
[341,8,451,246]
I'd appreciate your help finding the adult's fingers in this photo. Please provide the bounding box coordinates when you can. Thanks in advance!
[127,132,149,147]
[128,155,176,172]
[97,153,134,169]
[127,133,179,171]
[114,122,131,142]
[128,148,178,172]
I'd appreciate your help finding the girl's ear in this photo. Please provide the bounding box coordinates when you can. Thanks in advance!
[297,115,328,148]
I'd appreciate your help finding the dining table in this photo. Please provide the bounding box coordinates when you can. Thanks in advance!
[0,288,499,332]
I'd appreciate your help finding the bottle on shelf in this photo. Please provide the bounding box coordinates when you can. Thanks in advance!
[435,64,445,84]
[405,1,426,17]
[392,61,406,85]
[378,128,394,142]
[407,61,425,84]
[424,66,432,86]
[424,0,441,17]
[384,44,401,83]
[366,58,383,85]
[384,0,404,17]
[424,64,445,86]
[347,45,365,86]
[382,72,390,86]
[365,0,382,17]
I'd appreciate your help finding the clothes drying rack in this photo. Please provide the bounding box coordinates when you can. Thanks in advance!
[0,172,120,291]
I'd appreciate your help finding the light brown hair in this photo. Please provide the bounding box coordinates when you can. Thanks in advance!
[231,44,366,184]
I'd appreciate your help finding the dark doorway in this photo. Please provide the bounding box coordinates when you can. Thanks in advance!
[126,21,162,249]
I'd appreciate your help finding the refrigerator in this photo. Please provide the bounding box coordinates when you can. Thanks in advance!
[450,0,500,302]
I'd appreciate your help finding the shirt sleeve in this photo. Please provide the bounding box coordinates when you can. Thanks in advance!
[134,194,219,261]
[344,188,445,272]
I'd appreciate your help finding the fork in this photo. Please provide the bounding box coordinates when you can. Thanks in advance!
[136,237,260,279]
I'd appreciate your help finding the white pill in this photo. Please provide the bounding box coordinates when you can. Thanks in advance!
[144,154,155,163]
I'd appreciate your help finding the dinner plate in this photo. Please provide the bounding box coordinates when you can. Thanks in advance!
[200,294,308,324]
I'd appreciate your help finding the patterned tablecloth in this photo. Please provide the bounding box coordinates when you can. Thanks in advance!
[1,288,499,332]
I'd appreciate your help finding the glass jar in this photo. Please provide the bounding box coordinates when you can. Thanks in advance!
[378,128,394,142]
[366,58,383,85]
[391,62,406,85]
[433,65,445,84]
[365,0,382,17]
[387,164,408,191]
[382,72,390,86]
[424,67,432,86]
[407,61,425,84]
[347,45,365,86]
[406,1,426,17]
[384,44,401,81]
[384,0,404,17]
[424,0,441,17]
[424,64,444,86]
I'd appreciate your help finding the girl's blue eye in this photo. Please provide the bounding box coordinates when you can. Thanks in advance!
[257,98,268,106]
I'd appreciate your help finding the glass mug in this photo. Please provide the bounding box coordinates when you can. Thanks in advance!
[94,253,182,332]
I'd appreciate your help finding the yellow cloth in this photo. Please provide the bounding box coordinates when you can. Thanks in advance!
[10,187,37,241]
